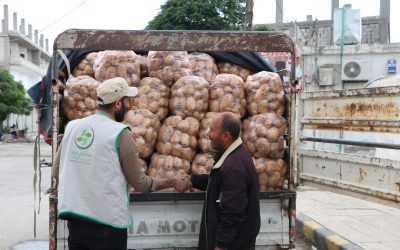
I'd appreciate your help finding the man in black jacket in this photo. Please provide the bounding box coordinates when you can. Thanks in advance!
[190,112,260,250]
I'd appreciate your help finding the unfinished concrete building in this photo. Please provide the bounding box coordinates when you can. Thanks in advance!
[0,5,51,133]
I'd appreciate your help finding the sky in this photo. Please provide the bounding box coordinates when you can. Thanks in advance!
[2,0,399,49]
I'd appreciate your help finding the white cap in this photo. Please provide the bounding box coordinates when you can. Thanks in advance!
[97,77,138,105]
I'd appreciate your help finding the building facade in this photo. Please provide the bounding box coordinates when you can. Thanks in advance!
[1,5,51,133]
[258,0,397,92]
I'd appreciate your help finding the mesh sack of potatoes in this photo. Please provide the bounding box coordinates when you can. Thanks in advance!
[188,52,219,84]
[148,153,191,192]
[137,55,149,78]
[133,77,170,120]
[123,109,161,158]
[72,52,97,78]
[62,75,101,120]
[245,71,285,116]
[254,158,288,191]
[209,74,247,118]
[217,62,252,82]
[242,113,287,159]
[147,51,192,86]
[128,158,148,193]
[169,76,209,120]
[156,115,199,162]
[93,50,141,86]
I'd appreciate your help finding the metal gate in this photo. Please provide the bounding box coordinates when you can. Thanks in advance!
[296,86,400,203]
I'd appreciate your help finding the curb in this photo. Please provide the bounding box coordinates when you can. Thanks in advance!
[296,213,363,250]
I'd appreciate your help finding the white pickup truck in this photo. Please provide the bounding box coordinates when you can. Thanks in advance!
[47,29,299,250]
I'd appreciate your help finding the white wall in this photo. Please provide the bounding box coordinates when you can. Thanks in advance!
[301,43,400,91]
[299,43,400,161]
[6,111,38,133]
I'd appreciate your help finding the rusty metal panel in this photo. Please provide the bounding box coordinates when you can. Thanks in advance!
[53,29,294,52]
[300,86,400,133]
[297,149,400,203]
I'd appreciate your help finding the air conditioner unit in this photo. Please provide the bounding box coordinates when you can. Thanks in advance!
[319,68,334,86]
[342,60,371,81]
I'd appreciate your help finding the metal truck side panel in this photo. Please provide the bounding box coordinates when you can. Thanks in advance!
[57,198,293,249]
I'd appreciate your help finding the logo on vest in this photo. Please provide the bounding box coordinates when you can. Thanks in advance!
[75,126,94,149]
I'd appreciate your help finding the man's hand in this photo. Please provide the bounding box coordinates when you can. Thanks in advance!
[214,247,224,250]
[173,173,192,192]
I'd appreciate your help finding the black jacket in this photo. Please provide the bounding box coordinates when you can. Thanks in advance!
[192,144,260,250]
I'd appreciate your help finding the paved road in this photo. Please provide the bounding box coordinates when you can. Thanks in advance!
[0,142,52,250]
[1,142,315,250]
[297,186,400,249]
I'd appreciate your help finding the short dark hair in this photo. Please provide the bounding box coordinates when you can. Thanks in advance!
[220,112,241,140]
[97,97,115,110]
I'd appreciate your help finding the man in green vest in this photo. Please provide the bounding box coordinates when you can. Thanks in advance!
[52,77,190,250]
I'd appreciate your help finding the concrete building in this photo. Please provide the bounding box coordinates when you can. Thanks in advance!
[259,0,399,159]
[267,3,390,47]
[259,0,399,92]
[301,43,400,91]
[0,5,51,133]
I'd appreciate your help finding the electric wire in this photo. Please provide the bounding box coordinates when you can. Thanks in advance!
[2,0,87,43]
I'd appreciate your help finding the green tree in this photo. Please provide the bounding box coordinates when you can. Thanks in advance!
[252,24,275,31]
[0,68,32,132]
[146,0,245,30]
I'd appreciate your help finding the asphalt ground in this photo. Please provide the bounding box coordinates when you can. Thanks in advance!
[0,142,315,250]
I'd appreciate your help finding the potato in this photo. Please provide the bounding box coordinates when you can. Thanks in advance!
[217,62,252,81]
[169,76,209,120]
[266,127,280,142]
[147,51,193,86]
[244,71,285,116]
[254,138,270,158]
[268,172,281,188]
[209,74,247,117]
[62,76,101,120]
[123,109,161,158]
[258,172,269,186]
[156,141,172,155]
[254,161,266,174]
[133,77,170,120]
[72,52,97,77]
[242,113,287,159]
[265,159,278,175]
[93,50,141,86]
[180,133,190,147]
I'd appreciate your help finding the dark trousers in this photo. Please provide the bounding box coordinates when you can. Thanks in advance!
[228,245,255,250]
[67,220,127,250]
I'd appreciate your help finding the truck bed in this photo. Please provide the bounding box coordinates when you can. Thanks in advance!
[57,191,296,249]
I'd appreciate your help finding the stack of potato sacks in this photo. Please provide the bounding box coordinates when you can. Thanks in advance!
[63,49,288,193]
[242,72,288,191]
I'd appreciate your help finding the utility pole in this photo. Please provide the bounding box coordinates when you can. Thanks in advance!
[244,0,254,31]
